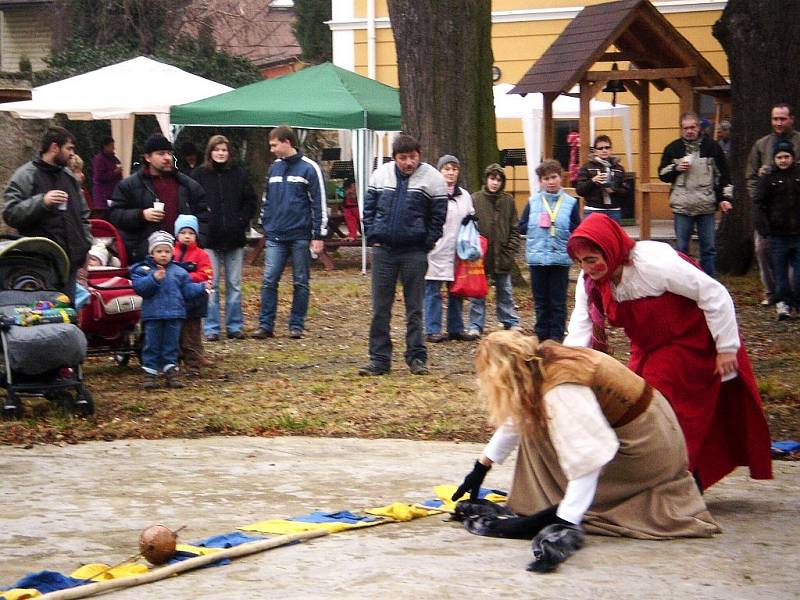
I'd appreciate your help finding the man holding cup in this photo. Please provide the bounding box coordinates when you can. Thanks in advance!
[658,112,731,277]
[109,134,206,264]
[2,126,92,302]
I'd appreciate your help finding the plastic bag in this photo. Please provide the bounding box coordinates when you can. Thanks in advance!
[456,215,484,261]
[451,235,489,298]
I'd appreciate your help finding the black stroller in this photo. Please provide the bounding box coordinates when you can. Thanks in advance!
[0,236,93,419]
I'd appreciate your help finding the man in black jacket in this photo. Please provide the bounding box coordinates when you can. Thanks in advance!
[3,126,92,302]
[109,134,207,264]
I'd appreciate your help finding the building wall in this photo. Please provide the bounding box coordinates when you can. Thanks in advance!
[331,0,728,216]
[0,5,53,72]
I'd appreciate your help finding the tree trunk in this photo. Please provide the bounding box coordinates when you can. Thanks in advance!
[712,1,800,275]
[386,0,497,191]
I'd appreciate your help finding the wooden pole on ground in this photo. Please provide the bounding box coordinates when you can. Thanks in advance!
[37,529,329,600]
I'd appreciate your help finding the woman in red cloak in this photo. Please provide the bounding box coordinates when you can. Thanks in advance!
[563,214,772,490]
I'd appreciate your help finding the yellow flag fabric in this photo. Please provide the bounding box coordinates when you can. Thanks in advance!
[175,544,223,557]
[433,485,508,511]
[239,518,385,535]
[0,589,41,600]
[364,502,438,521]
[70,562,148,581]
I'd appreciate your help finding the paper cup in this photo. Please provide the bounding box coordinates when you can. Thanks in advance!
[152,201,165,212]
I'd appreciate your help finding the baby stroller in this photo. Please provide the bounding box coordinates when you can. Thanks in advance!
[78,219,142,366]
[0,236,92,419]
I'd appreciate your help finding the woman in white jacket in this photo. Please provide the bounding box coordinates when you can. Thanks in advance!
[424,155,478,342]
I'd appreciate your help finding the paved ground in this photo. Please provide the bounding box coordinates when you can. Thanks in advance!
[1,436,798,599]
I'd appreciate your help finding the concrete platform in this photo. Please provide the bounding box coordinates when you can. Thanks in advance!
[1,437,797,599]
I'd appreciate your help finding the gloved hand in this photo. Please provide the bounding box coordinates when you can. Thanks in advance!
[526,523,585,574]
[462,505,563,540]
[451,460,491,501]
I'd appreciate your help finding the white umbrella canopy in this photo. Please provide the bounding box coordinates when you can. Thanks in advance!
[0,56,232,175]
[493,83,632,193]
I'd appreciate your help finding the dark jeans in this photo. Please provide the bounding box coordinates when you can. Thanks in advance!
[368,246,427,368]
[141,319,183,374]
[673,213,716,277]
[770,235,800,307]
[529,265,570,342]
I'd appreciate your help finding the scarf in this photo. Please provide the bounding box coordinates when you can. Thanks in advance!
[568,214,635,353]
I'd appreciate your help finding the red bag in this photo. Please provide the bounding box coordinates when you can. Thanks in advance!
[450,236,489,298]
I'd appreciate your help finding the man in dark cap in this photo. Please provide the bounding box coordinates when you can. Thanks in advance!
[109,134,207,263]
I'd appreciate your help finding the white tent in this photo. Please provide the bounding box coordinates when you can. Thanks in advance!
[493,83,632,193]
[0,57,232,176]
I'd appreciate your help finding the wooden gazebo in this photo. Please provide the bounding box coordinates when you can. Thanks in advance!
[511,0,727,238]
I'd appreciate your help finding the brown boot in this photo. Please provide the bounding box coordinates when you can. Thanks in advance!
[164,366,184,389]
[180,318,208,370]
[142,373,158,390]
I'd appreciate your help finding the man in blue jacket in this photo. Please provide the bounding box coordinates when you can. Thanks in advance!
[255,126,327,340]
[359,134,448,376]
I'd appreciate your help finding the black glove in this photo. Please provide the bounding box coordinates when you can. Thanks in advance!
[452,460,491,501]
[527,523,585,574]
[462,505,565,540]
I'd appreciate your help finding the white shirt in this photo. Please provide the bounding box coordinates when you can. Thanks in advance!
[563,241,740,354]
[483,384,619,524]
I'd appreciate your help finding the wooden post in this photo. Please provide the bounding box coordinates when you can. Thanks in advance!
[579,81,594,175]
[543,92,556,159]
[627,79,651,240]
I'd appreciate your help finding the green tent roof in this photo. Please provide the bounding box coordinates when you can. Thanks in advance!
[170,62,401,131]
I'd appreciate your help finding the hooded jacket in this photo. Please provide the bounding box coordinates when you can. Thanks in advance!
[3,158,92,269]
[131,257,206,321]
[470,164,520,274]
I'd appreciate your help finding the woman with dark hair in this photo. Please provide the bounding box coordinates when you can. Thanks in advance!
[562,214,772,490]
[452,331,719,573]
[575,135,628,223]
[190,135,258,341]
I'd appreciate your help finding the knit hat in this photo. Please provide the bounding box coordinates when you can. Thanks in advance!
[148,230,175,254]
[87,244,109,266]
[774,140,796,157]
[174,214,199,237]
[436,154,460,170]
[144,134,173,154]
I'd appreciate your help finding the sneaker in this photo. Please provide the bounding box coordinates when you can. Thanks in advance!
[289,328,304,339]
[358,362,390,376]
[466,328,481,339]
[450,331,479,342]
[776,301,791,321]
[205,333,220,342]
[409,358,429,375]
[426,333,448,343]
[227,331,246,340]
[142,374,158,390]
[252,328,274,339]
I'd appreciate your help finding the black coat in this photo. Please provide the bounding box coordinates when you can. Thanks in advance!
[190,164,258,251]
[754,163,800,236]
[574,157,628,210]
[108,168,207,264]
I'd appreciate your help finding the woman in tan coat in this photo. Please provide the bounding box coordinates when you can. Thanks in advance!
[453,331,720,572]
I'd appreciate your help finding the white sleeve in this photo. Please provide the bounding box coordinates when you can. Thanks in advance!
[483,420,520,465]
[633,244,740,353]
[556,468,601,525]
[544,384,619,480]
[564,271,593,348]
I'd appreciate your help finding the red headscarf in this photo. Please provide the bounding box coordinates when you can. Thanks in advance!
[567,214,636,351]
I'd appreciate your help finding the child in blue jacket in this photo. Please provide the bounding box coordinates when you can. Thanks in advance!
[517,159,581,342]
[132,230,209,390]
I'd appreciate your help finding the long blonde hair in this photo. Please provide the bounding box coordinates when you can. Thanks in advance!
[475,330,546,434]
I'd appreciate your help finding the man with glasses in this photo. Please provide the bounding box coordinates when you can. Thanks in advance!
[575,135,629,223]
[658,112,731,277]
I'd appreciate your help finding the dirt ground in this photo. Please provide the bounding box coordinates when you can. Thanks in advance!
[1,437,798,599]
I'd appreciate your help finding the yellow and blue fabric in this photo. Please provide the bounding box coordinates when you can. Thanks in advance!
[425,485,508,512]
[241,510,385,535]
[364,502,439,521]
[70,563,148,581]
[192,531,265,549]
[0,571,89,599]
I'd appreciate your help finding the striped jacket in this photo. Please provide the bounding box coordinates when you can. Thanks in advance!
[261,151,328,241]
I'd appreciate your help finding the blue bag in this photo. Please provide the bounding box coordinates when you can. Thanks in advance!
[456,214,483,261]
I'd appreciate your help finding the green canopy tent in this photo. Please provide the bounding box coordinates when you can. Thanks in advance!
[170,62,403,272]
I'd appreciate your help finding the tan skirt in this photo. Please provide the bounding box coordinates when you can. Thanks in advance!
[507,392,721,539]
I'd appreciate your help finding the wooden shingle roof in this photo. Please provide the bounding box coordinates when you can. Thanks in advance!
[511,0,726,95]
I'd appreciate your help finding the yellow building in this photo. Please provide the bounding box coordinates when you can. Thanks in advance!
[329,0,728,217]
